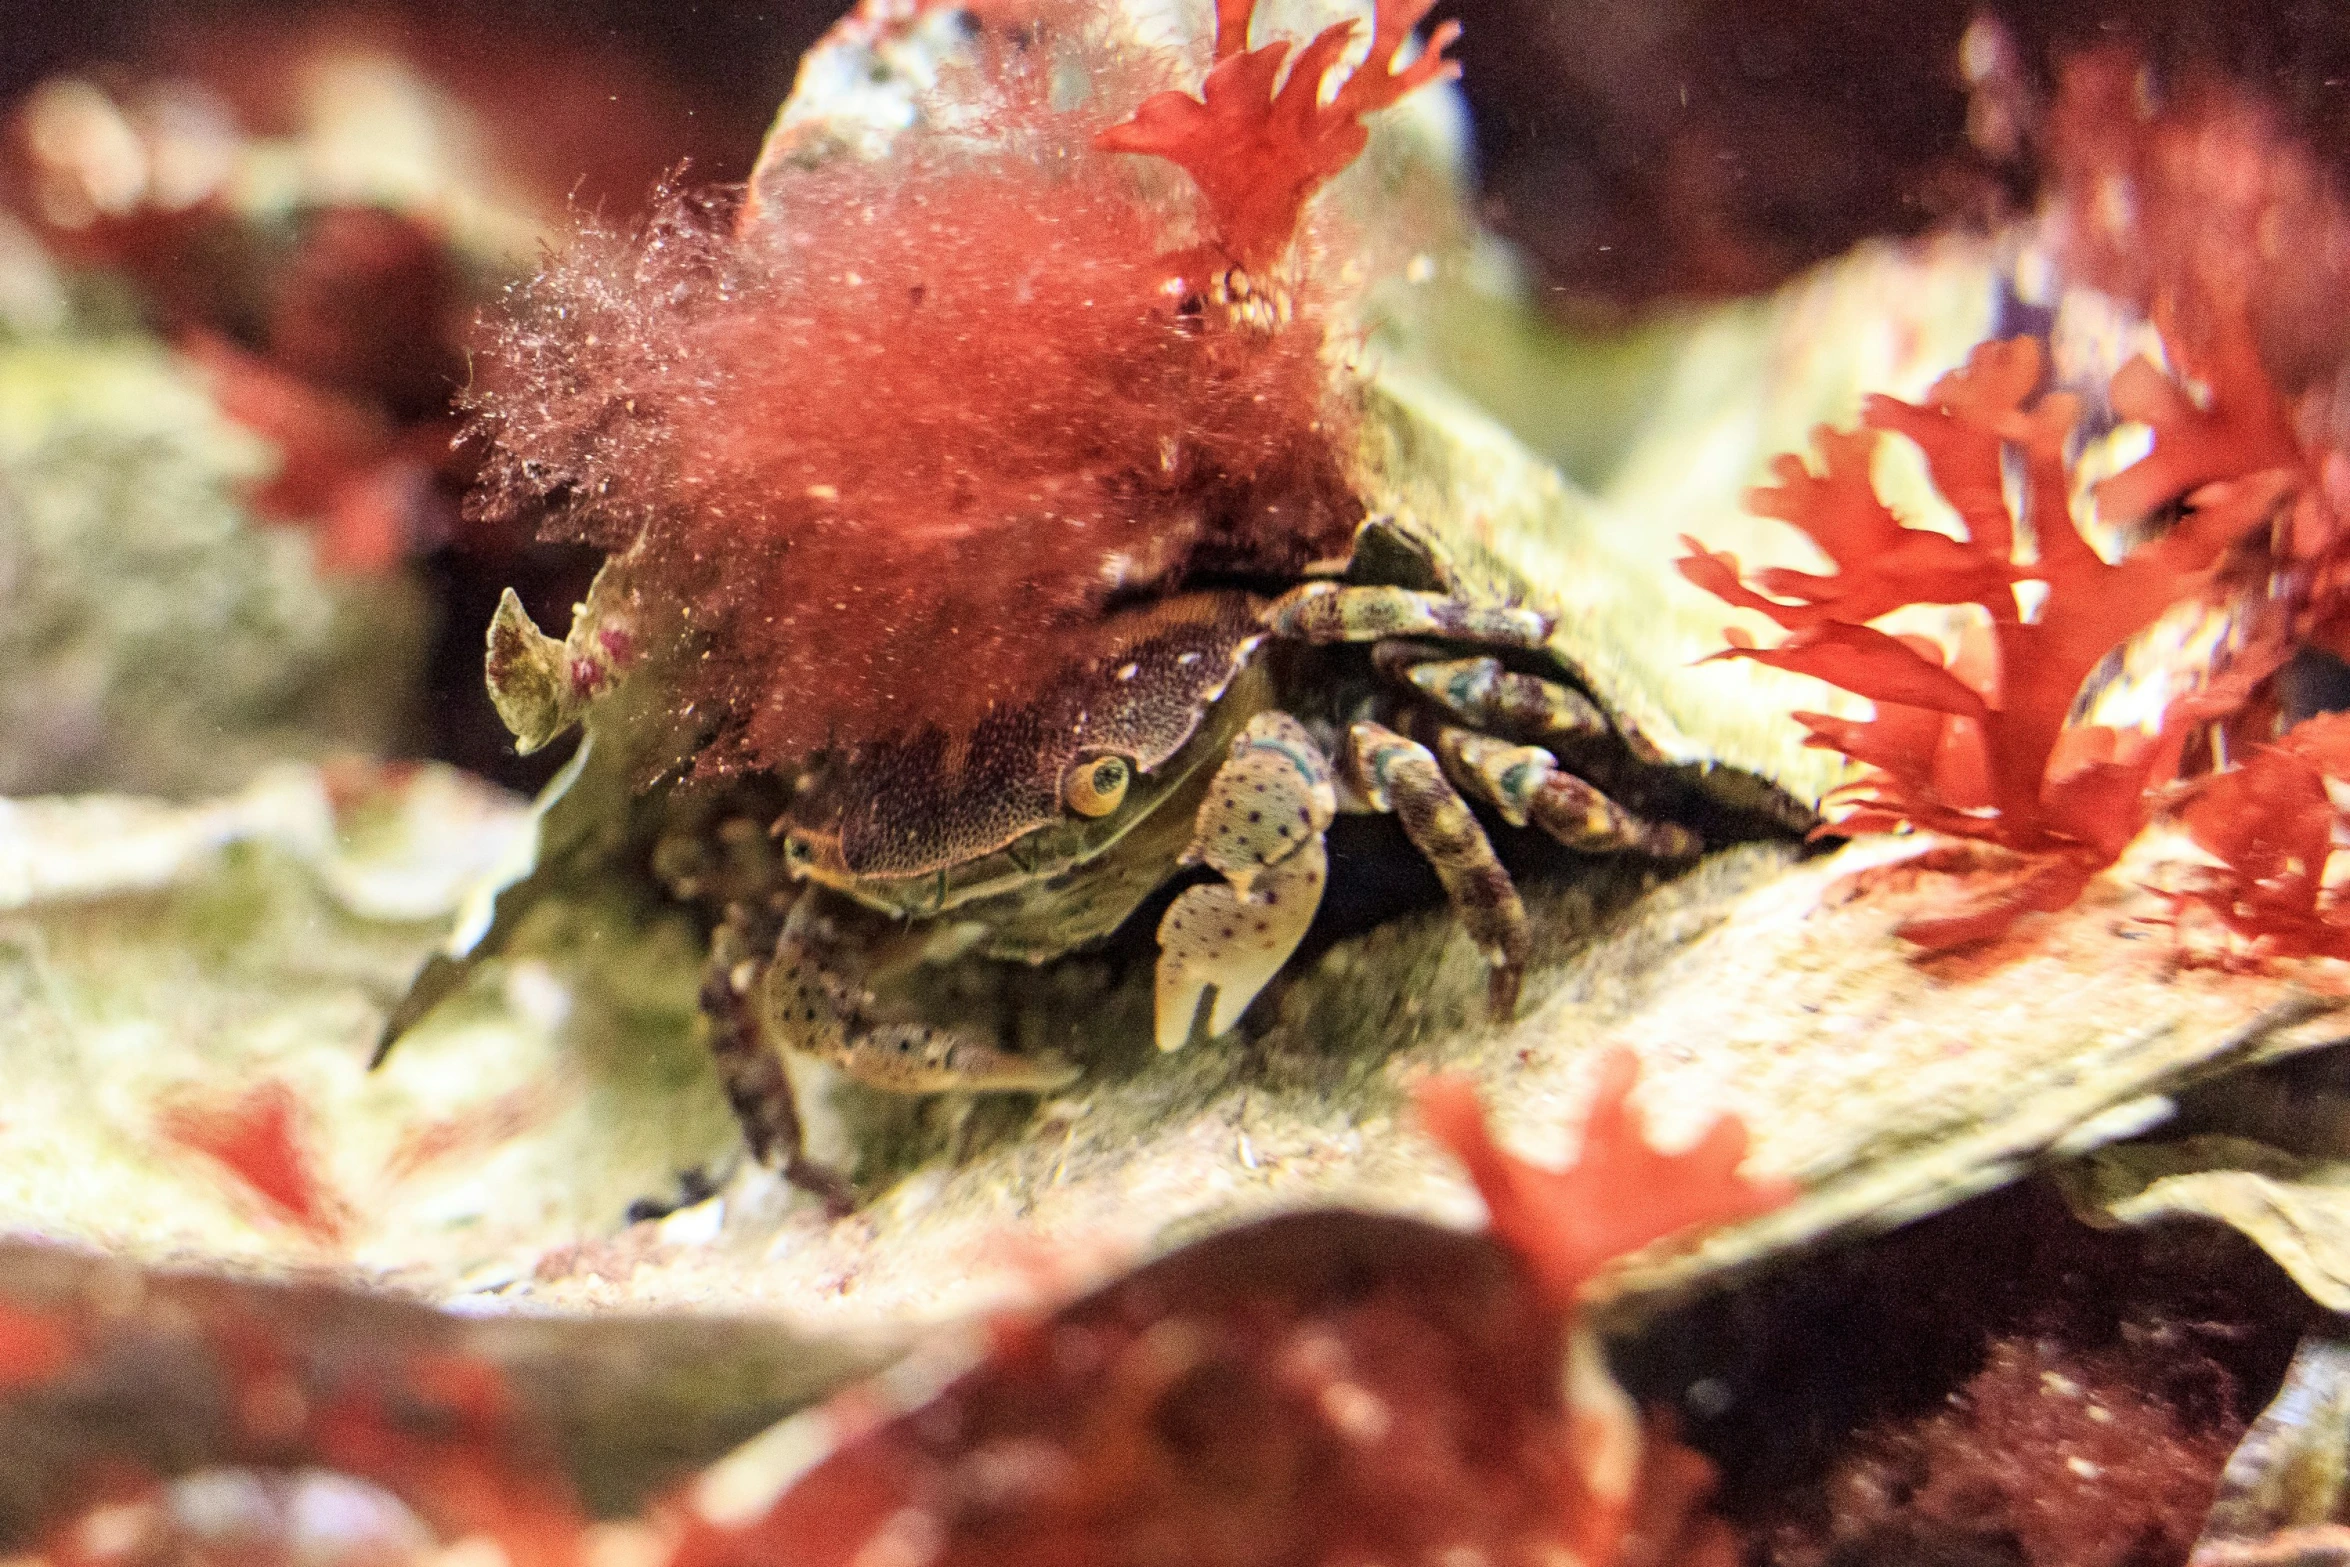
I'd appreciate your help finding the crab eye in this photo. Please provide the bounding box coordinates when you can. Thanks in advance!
[1065,755,1131,817]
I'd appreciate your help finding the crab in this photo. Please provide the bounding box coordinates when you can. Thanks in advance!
[374,0,1809,1209]
[421,503,1784,1211]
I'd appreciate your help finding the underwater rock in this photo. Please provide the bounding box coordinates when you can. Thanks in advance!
[0,333,426,798]
[2061,1029,2350,1313]
[8,0,2350,1557]
[11,0,2333,1333]
[0,761,740,1282]
[0,1233,893,1542]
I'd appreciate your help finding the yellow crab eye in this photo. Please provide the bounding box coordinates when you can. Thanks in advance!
[1065,755,1131,817]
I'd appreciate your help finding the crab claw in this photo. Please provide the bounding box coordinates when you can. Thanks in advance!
[1154,713,1335,1050]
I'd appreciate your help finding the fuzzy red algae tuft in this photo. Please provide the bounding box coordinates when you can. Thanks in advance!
[157,1081,348,1244]
[1784,1332,2241,1567]
[469,0,1460,778]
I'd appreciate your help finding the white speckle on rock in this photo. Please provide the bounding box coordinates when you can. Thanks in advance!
[656,1196,726,1249]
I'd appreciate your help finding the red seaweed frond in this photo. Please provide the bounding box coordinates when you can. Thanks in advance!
[1677,331,2292,949]
[475,26,1360,776]
[157,1080,350,1245]
[1416,1051,1795,1309]
[2040,45,2350,664]
[1095,0,1459,271]
[2045,47,2350,410]
[2162,712,2350,962]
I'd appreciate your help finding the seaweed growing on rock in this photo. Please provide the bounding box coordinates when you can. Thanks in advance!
[467,1,1382,779]
[1677,333,2287,949]
[2164,711,2350,962]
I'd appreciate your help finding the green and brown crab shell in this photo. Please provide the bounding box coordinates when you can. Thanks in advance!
[776,592,1275,953]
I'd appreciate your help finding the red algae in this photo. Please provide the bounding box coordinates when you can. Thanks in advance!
[1784,1333,2240,1567]
[1671,34,2350,957]
[2164,711,2350,961]
[2043,46,2350,410]
[468,4,1397,777]
[0,1304,77,1392]
[157,1081,347,1244]
[1678,333,2288,949]
[1417,1051,1795,1309]
[308,1357,585,1566]
[1096,0,1460,272]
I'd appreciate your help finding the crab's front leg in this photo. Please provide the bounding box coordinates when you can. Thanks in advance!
[703,895,1078,1209]
[759,895,1081,1095]
[1155,712,1337,1050]
[1348,721,1532,1018]
[702,905,859,1214]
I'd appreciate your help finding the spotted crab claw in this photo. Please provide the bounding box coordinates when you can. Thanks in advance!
[1155,712,1337,1050]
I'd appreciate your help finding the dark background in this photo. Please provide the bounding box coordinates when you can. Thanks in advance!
[9,0,2349,313]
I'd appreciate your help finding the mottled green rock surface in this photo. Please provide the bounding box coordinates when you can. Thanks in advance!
[0,331,424,797]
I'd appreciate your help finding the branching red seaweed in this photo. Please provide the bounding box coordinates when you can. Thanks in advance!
[1416,1050,1796,1309]
[2162,711,2350,961]
[1095,0,1459,272]
[1678,331,2292,948]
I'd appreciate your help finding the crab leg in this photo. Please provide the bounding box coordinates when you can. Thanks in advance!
[1266,582,1552,649]
[1155,712,1337,1051]
[1438,729,1702,858]
[1370,643,1610,742]
[758,915,1080,1095]
[702,907,858,1213]
[1347,720,1531,1018]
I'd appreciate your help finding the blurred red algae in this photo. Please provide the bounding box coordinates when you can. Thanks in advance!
[2165,711,2350,961]
[157,1081,348,1245]
[1418,1052,1796,1310]
[1776,1331,2242,1567]
[468,0,1396,778]
[666,1058,1781,1567]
